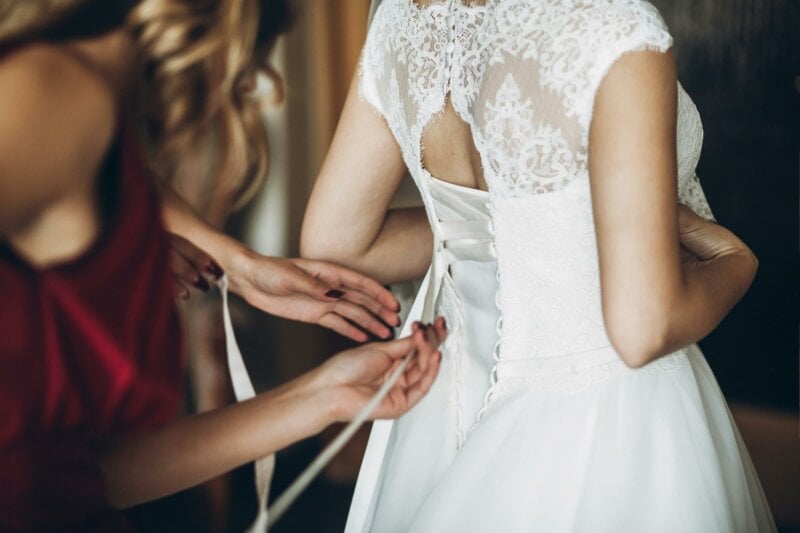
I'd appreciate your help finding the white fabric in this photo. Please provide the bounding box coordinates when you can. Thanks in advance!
[221,280,417,529]
[346,1,776,531]
[220,276,273,532]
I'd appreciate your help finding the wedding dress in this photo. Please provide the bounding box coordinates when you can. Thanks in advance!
[345,0,777,531]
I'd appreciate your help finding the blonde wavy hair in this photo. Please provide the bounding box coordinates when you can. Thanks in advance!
[0,0,291,209]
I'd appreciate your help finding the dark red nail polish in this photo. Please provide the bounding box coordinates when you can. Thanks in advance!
[325,289,345,299]
[193,277,210,291]
[441,317,447,328]
[206,261,224,279]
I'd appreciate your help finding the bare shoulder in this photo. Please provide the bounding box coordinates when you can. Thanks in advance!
[0,43,117,155]
[0,44,117,220]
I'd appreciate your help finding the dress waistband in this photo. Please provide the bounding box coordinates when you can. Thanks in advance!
[495,344,620,379]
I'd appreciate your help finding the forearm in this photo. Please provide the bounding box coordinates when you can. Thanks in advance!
[160,185,251,271]
[659,249,758,356]
[101,371,333,509]
[303,207,432,285]
[620,244,758,368]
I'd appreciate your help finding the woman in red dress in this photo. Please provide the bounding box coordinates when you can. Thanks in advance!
[0,1,445,530]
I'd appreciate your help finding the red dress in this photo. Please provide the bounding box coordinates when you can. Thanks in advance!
[0,123,185,530]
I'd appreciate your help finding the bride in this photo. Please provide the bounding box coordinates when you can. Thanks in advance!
[301,0,777,531]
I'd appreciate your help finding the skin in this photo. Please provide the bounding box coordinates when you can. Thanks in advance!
[102,319,445,508]
[588,50,757,366]
[162,188,402,341]
[0,30,447,508]
[301,74,433,285]
[301,49,758,369]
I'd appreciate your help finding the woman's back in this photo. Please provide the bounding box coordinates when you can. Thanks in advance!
[359,0,712,356]
[346,1,775,531]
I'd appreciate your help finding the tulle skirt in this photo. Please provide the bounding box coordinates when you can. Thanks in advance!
[347,269,776,533]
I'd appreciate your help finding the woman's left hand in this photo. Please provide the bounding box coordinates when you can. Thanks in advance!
[314,317,447,422]
[228,251,401,342]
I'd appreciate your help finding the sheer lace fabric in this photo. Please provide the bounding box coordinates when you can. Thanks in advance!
[360,0,712,368]
[347,1,774,531]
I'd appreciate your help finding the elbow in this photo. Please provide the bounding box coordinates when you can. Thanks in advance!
[742,247,759,288]
[298,231,322,260]
[604,305,671,369]
[300,226,360,266]
[299,223,332,260]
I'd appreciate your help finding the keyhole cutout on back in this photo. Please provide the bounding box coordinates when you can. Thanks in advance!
[421,97,488,192]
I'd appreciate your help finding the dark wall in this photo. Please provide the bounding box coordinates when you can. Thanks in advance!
[651,0,799,412]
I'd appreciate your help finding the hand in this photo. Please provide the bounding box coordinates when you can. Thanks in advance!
[314,317,447,422]
[677,204,755,268]
[228,251,401,342]
[168,233,224,300]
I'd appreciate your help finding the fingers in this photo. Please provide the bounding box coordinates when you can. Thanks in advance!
[404,350,441,409]
[287,266,339,301]
[336,268,400,312]
[377,335,416,359]
[676,205,745,261]
[170,247,211,294]
[318,314,370,343]
[340,289,401,328]
[409,317,448,373]
[294,258,400,311]
[169,233,224,281]
[289,259,402,339]
[167,233,226,301]
[331,299,393,339]
[172,277,192,300]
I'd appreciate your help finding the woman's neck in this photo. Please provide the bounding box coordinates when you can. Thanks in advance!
[65,29,135,97]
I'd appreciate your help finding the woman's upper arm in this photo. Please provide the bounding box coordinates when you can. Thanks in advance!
[301,69,407,261]
[0,46,116,231]
[588,49,684,361]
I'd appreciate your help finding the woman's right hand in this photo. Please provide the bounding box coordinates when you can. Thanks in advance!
[677,204,758,271]
[312,317,447,423]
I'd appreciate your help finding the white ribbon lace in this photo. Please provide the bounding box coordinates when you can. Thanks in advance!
[218,276,415,530]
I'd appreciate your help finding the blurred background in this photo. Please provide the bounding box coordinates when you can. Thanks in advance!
[136,1,799,531]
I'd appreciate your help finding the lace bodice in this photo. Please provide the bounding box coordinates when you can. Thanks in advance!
[360,0,714,361]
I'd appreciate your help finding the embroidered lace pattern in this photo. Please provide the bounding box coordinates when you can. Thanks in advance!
[359,0,714,435]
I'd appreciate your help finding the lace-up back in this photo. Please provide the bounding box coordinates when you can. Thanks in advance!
[347,2,777,531]
[360,0,714,361]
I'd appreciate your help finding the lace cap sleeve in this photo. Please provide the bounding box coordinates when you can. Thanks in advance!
[573,0,674,132]
[357,44,384,117]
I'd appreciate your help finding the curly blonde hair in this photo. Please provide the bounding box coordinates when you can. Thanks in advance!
[0,0,291,209]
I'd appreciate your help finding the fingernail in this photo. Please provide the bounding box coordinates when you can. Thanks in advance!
[325,289,345,299]
[206,261,224,279]
[181,289,190,300]
[395,316,402,326]
[193,277,210,291]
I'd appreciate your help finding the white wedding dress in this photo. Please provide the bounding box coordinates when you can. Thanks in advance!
[346,1,777,531]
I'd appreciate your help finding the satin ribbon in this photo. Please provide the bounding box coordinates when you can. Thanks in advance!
[344,180,497,532]
[421,212,495,322]
[219,276,414,531]
[220,276,274,532]
[218,195,496,529]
